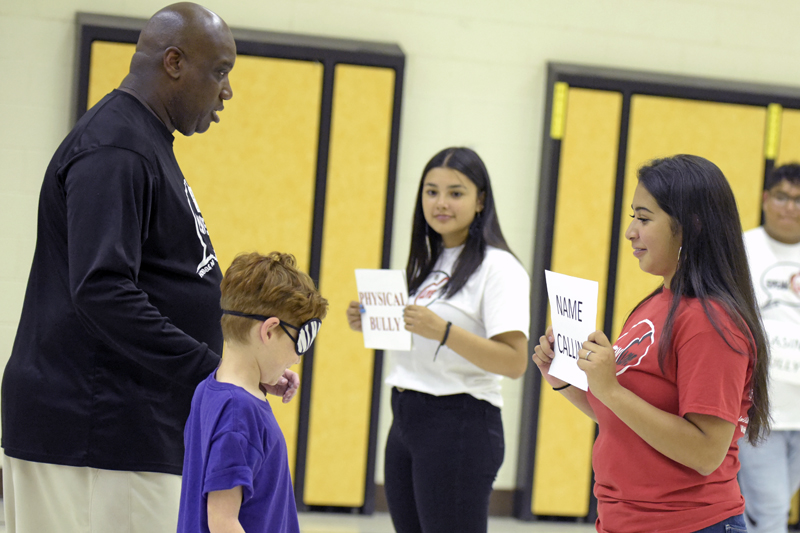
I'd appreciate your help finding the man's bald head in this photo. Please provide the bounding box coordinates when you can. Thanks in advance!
[120,2,236,135]
[130,3,232,77]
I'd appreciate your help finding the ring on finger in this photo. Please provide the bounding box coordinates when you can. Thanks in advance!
[585,350,592,361]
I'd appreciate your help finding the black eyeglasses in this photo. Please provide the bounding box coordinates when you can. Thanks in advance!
[770,191,800,208]
[222,310,321,355]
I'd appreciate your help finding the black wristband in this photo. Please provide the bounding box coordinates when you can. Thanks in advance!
[552,383,571,391]
[433,321,452,361]
[441,321,452,345]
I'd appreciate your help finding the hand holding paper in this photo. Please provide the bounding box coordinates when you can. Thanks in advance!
[531,325,569,389]
[346,301,364,332]
[402,305,447,341]
[576,330,620,401]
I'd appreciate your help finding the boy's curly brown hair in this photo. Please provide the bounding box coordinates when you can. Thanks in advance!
[220,252,328,344]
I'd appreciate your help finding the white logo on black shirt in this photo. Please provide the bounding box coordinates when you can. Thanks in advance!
[184,180,218,277]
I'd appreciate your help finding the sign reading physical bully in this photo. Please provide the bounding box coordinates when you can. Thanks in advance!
[354,269,412,351]
[544,270,599,391]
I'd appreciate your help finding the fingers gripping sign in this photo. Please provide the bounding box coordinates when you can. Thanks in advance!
[403,305,448,341]
[346,300,363,332]
[532,325,569,390]
[576,330,621,401]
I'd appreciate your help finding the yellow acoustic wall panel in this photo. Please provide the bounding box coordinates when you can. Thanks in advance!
[612,96,766,337]
[175,56,323,479]
[87,41,135,107]
[87,43,323,479]
[174,56,322,272]
[90,45,322,271]
[303,64,396,506]
[777,108,800,165]
[532,88,622,516]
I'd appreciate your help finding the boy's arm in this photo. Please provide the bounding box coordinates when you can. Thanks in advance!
[207,486,246,533]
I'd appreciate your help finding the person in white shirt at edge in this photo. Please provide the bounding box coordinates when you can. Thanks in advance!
[738,163,800,533]
[347,147,530,533]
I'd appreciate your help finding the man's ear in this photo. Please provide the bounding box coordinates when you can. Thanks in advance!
[163,46,184,80]
[763,190,770,212]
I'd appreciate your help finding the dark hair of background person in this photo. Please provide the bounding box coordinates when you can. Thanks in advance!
[627,154,770,445]
[406,147,514,299]
[765,162,800,190]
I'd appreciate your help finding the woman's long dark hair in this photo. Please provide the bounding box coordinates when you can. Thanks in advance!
[629,154,769,444]
[406,147,513,298]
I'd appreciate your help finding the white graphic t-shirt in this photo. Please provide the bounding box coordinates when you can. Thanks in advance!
[745,226,800,429]
[384,245,530,407]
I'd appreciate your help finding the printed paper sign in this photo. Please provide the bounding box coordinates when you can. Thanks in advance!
[764,319,800,385]
[544,270,599,391]
[355,269,412,351]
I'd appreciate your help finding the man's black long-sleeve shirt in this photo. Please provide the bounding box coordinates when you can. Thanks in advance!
[2,90,223,474]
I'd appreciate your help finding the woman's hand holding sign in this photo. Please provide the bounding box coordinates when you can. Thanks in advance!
[532,326,569,390]
[577,331,620,403]
[403,305,447,341]
[346,301,363,332]
[533,325,597,420]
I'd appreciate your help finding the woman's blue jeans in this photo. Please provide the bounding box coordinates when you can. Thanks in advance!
[694,513,747,533]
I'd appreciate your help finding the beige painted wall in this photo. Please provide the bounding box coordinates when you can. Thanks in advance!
[3,0,799,491]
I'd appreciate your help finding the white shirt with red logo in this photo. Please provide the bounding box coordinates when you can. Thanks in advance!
[745,226,800,429]
[384,245,530,407]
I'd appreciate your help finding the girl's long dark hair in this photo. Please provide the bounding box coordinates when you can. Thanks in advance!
[406,147,513,298]
[629,155,769,445]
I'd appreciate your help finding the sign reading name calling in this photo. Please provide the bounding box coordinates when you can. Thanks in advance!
[544,270,599,391]
[354,269,412,351]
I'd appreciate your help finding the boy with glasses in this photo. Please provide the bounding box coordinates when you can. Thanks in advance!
[177,252,327,533]
[739,163,800,533]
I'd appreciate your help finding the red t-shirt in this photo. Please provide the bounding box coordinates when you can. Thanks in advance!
[588,289,753,533]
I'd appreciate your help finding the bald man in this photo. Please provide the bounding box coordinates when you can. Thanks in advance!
[2,4,237,531]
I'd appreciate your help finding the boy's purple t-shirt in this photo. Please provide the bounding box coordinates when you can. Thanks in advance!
[177,371,300,533]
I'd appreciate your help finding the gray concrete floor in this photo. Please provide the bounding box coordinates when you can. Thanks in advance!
[0,499,596,532]
[297,511,595,533]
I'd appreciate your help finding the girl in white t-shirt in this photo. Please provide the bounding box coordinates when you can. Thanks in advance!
[347,147,530,533]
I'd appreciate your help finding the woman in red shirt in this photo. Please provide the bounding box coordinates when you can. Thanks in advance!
[533,154,769,533]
